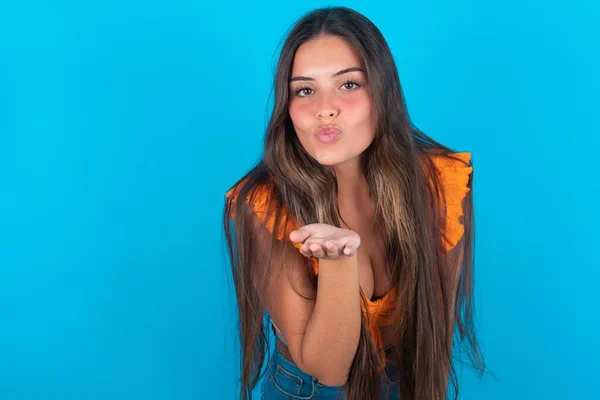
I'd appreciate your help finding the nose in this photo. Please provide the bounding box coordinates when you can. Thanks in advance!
[316,95,339,120]
[317,108,339,119]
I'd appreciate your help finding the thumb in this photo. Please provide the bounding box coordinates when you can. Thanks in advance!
[289,225,313,243]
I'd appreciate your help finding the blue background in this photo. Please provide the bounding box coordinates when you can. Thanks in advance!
[1,1,598,399]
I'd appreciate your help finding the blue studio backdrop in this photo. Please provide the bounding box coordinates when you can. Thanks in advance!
[1,1,598,399]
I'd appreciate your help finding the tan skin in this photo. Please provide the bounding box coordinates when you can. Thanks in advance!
[261,34,463,386]
[288,34,389,299]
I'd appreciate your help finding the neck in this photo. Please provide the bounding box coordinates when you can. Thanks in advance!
[332,157,371,207]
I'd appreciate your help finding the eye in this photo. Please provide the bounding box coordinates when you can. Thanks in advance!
[341,80,361,90]
[293,87,314,97]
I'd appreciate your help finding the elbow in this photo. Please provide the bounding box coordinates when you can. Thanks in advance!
[299,356,350,387]
[298,342,355,387]
[306,358,351,387]
[314,372,348,387]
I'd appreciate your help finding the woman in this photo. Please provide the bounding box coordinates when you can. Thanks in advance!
[223,6,486,400]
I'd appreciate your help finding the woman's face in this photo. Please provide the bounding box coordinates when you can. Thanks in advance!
[288,34,375,167]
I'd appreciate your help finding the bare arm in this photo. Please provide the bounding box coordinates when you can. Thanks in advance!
[299,256,361,385]
[250,214,361,386]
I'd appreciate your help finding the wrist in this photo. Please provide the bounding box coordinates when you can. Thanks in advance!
[318,253,359,269]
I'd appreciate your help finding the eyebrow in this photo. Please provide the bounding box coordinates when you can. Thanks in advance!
[289,67,365,82]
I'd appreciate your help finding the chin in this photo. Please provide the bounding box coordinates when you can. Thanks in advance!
[311,152,346,166]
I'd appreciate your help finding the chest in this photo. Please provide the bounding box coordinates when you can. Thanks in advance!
[340,215,391,299]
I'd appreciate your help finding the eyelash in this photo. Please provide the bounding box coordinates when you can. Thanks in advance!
[293,79,361,97]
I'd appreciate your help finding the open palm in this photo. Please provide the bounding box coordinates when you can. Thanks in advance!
[289,223,361,259]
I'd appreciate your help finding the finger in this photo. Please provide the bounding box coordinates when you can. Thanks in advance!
[309,242,325,258]
[323,241,339,258]
[289,226,311,243]
[299,243,312,258]
[342,243,358,256]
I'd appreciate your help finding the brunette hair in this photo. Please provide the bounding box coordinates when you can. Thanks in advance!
[223,6,487,400]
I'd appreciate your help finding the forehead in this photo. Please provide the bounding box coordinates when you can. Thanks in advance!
[291,35,363,75]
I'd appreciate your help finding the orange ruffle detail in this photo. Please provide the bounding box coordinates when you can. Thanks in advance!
[226,152,473,364]
[430,152,473,252]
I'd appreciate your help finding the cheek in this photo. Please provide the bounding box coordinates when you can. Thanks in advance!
[288,100,313,132]
[342,92,373,123]
[344,93,376,151]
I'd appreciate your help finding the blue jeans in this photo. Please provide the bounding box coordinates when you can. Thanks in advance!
[261,342,400,399]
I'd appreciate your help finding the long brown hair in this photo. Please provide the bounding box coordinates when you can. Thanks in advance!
[223,6,487,400]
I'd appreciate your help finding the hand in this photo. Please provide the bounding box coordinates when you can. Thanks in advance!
[289,223,361,259]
